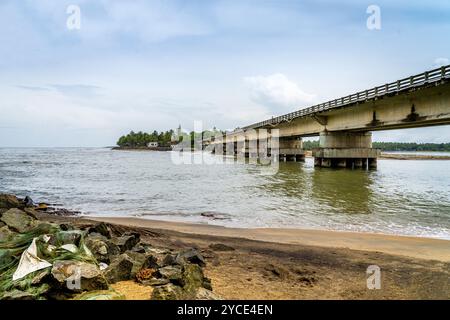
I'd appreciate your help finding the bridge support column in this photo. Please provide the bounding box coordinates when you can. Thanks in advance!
[278,137,305,162]
[313,131,380,169]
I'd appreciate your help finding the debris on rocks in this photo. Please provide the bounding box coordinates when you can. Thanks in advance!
[0,193,219,300]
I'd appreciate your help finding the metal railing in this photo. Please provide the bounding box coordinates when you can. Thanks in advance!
[242,65,450,130]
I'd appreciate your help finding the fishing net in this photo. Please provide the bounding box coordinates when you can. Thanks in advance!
[0,223,98,299]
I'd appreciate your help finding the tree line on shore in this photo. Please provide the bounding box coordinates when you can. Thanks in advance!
[116,128,224,148]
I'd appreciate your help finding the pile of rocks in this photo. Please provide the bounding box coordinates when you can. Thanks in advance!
[0,194,220,300]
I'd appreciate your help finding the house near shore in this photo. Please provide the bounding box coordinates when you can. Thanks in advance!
[147,142,159,148]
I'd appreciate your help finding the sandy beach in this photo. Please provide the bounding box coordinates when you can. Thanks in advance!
[35,213,450,299]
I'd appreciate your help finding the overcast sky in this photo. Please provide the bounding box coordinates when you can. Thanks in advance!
[0,0,449,147]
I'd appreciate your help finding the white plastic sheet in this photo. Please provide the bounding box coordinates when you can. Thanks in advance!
[12,238,52,281]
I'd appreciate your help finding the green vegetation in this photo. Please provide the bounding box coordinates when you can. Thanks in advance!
[302,140,450,151]
[116,127,224,148]
[372,142,450,152]
[117,130,174,148]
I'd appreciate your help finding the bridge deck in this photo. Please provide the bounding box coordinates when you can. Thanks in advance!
[242,65,450,131]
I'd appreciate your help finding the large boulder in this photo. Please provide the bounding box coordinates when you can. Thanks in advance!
[85,234,120,263]
[88,223,112,239]
[182,263,212,293]
[151,283,184,300]
[51,260,108,293]
[103,254,134,284]
[0,208,37,233]
[0,194,22,209]
[48,230,83,247]
[111,232,140,253]
[175,249,206,267]
[156,265,183,285]
[124,251,158,277]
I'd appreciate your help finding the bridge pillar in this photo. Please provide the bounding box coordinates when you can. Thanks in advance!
[313,131,380,169]
[278,137,305,162]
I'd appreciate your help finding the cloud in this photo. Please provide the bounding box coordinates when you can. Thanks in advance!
[434,57,449,67]
[16,85,50,92]
[243,74,315,112]
[49,84,101,98]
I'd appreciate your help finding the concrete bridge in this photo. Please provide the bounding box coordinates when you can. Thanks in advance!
[205,65,450,169]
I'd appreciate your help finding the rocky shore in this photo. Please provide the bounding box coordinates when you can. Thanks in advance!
[2,194,450,300]
[0,194,220,300]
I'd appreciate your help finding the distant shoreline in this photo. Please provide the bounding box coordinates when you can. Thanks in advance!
[379,153,450,160]
[112,146,172,151]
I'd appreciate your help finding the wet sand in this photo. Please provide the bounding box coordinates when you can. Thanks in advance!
[39,213,450,299]
[90,217,450,262]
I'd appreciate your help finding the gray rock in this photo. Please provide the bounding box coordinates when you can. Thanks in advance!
[161,254,176,266]
[141,278,170,286]
[0,208,37,233]
[176,249,206,267]
[0,194,22,209]
[195,288,223,300]
[157,265,183,285]
[85,234,120,263]
[51,260,108,292]
[112,232,140,253]
[103,254,134,284]
[151,283,184,300]
[88,222,112,239]
[48,230,83,246]
[23,208,38,220]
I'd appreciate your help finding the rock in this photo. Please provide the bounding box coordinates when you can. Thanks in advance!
[0,208,37,233]
[59,223,75,231]
[130,244,146,253]
[195,288,223,300]
[0,290,35,300]
[24,196,34,207]
[175,249,206,267]
[0,194,22,209]
[51,260,108,293]
[156,266,183,285]
[0,226,16,242]
[181,264,211,293]
[31,269,52,285]
[141,278,170,286]
[161,254,176,266]
[0,221,5,228]
[151,283,184,300]
[103,254,134,284]
[88,223,112,239]
[209,243,235,252]
[112,232,140,253]
[142,254,159,269]
[85,234,120,263]
[75,290,125,300]
[23,208,38,220]
[48,230,83,246]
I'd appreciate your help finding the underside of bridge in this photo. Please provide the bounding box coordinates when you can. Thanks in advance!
[205,66,450,169]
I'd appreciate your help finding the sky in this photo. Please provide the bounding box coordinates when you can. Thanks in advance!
[0,0,449,147]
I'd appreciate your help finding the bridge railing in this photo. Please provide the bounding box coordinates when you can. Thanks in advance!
[244,65,450,130]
